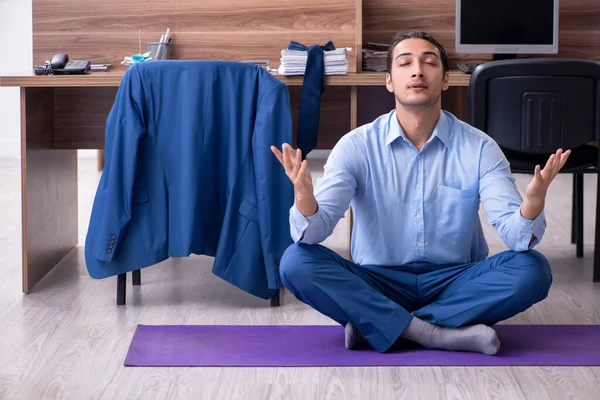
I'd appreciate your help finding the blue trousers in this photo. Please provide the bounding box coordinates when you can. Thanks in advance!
[279,243,552,353]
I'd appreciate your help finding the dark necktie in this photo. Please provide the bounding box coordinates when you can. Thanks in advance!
[287,40,336,159]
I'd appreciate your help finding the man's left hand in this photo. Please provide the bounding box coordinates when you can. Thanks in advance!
[525,148,571,204]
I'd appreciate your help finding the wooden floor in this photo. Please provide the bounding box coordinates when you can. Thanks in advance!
[0,154,599,400]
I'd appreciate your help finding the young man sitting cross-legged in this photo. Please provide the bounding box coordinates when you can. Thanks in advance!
[270,31,570,355]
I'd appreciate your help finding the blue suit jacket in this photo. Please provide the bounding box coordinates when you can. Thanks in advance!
[84,60,294,299]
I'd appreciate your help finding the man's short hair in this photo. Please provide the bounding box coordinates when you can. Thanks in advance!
[386,31,449,74]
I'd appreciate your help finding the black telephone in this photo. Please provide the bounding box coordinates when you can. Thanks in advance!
[35,54,91,75]
[51,54,91,74]
[49,53,69,69]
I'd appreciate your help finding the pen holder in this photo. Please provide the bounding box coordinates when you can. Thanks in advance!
[148,42,170,60]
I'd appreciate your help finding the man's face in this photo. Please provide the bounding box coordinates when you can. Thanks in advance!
[385,38,450,111]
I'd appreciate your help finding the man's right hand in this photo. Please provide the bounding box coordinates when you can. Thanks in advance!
[271,143,318,216]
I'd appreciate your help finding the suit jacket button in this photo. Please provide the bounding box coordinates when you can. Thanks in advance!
[107,249,112,254]
[110,234,116,239]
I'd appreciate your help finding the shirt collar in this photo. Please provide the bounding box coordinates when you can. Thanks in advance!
[385,110,451,148]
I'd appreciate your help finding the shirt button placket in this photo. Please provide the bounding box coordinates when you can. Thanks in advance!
[416,153,425,256]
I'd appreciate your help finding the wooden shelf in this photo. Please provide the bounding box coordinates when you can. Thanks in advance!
[1,70,470,88]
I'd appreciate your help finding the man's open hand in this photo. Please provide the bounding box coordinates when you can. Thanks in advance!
[525,148,571,204]
[270,143,314,200]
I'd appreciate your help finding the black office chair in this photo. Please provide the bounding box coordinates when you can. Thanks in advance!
[115,269,282,306]
[468,58,600,282]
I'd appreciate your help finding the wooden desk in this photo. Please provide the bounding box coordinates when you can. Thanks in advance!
[0,70,471,87]
[0,69,470,293]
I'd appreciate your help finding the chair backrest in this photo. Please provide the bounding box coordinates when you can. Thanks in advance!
[468,59,600,154]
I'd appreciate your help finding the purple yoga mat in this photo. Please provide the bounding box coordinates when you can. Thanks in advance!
[124,324,600,367]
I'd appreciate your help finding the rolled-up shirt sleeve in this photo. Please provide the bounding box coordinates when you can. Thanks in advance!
[479,140,547,251]
[289,136,360,244]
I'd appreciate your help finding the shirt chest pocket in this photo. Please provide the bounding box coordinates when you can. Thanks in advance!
[435,184,480,237]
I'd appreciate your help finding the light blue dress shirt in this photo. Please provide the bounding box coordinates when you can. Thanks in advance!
[289,110,546,266]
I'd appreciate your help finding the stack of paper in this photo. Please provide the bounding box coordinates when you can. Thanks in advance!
[278,48,351,76]
[362,43,389,72]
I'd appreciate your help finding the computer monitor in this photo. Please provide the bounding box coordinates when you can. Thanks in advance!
[455,0,559,58]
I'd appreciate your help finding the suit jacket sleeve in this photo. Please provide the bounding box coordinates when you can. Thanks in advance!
[92,65,147,261]
[252,82,295,289]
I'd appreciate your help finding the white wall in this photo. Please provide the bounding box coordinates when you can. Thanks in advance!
[0,0,32,159]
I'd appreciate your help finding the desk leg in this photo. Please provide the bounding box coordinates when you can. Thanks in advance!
[97,150,105,171]
[21,87,78,293]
